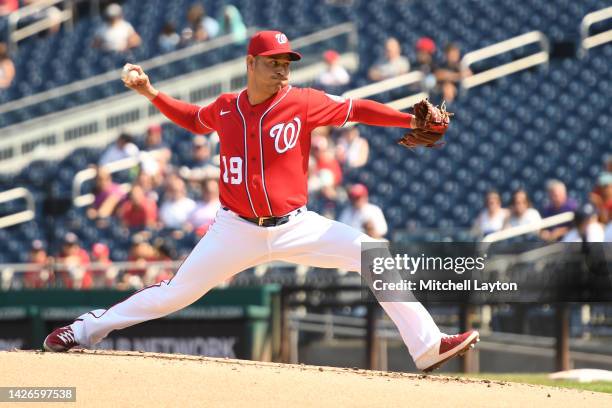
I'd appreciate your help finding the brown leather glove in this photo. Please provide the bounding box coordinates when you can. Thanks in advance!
[398,99,452,149]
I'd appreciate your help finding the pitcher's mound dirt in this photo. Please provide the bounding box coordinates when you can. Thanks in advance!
[1,350,610,407]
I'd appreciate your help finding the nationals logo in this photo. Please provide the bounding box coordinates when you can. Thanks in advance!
[269,117,301,154]
[275,33,288,44]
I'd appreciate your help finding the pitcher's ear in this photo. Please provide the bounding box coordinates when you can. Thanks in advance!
[246,55,255,72]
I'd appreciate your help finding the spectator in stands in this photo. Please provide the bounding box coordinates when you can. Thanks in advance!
[335,125,369,168]
[472,190,509,237]
[23,240,52,289]
[540,179,578,242]
[140,124,171,185]
[188,178,221,235]
[317,49,350,89]
[92,3,141,53]
[312,134,342,186]
[99,132,140,166]
[142,124,168,151]
[121,234,157,289]
[368,37,410,82]
[181,3,219,45]
[133,170,160,203]
[414,37,437,91]
[591,173,612,224]
[179,136,220,182]
[338,184,388,237]
[57,233,92,289]
[159,175,196,229]
[503,189,541,229]
[0,42,15,89]
[318,169,342,219]
[339,184,388,238]
[116,184,158,230]
[0,0,18,16]
[87,167,126,220]
[219,5,247,44]
[152,238,177,283]
[90,243,117,288]
[154,237,178,261]
[562,203,605,242]
[158,22,180,53]
[435,43,471,102]
[363,219,385,240]
[590,155,612,224]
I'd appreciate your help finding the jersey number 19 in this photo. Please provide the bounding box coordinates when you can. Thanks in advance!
[222,156,243,185]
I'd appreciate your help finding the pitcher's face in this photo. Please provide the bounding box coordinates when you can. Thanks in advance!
[248,54,292,94]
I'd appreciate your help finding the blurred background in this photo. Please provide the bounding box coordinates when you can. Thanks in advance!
[0,0,611,384]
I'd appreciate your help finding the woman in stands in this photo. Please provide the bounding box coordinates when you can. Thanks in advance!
[504,189,541,229]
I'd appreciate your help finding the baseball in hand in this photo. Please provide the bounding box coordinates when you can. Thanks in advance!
[121,65,140,83]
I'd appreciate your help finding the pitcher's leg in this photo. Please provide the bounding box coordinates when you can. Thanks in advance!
[72,212,268,347]
[272,211,441,360]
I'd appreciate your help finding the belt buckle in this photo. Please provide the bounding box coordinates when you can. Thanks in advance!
[258,217,264,226]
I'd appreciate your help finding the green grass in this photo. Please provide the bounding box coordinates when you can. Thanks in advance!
[457,373,612,394]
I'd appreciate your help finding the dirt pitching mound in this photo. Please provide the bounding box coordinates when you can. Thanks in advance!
[1,350,610,407]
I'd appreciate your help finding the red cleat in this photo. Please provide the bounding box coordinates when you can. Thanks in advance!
[415,330,480,373]
[43,325,79,352]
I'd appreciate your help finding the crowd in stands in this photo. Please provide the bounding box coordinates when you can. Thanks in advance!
[24,231,177,290]
[472,155,612,243]
[0,1,248,92]
[2,3,611,292]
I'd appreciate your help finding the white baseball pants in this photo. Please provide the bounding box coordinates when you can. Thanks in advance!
[71,208,441,360]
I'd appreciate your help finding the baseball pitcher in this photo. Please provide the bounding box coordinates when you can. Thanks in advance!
[44,31,477,372]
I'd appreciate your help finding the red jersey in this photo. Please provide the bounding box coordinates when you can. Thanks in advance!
[198,86,352,217]
[152,86,413,217]
[118,199,158,228]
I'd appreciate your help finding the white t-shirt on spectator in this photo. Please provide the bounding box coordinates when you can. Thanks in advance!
[605,223,612,242]
[339,203,388,237]
[474,209,509,236]
[372,57,410,80]
[562,222,605,242]
[96,20,136,52]
[337,137,369,168]
[99,143,140,165]
[318,65,350,87]
[160,198,196,229]
[506,208,541,228]
[189,199,221,228]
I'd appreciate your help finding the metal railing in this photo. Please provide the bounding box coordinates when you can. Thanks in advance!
[0,187,35,229]
[0,23,359,174]
[0,259,183,291]
[344,71,425,100]
[482,211,574,243]
[579,6,612,57]
[8,0,74,52]
[460,31,549,91]
[71,149,165,207]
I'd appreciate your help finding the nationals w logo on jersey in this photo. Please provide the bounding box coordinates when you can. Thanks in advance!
[269,117,301,154]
